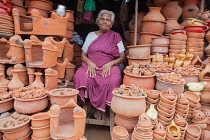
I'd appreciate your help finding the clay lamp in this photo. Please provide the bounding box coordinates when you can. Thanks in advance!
[137,113,152,128]
[167,120,181,136]
[177,93,189,105]
[146,90,160,99]
[161,88,177,101]
[174,114,187,127]
[153,122,166,136]
[192,110,208,124]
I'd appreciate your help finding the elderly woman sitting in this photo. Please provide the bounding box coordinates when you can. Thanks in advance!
[73,9,125,121]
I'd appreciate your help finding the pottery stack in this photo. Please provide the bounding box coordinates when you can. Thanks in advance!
[166,120,181,140]
[191,110,208,130]
[185,125,202,140]
[111,126,129,140]
[174,114,188,139]
[157,88,177,127]
[131,113,153,140]
[151,36,170,56]
[203,109,210,131]
[145,90,160,110]
[175,93,189,119]
[153,122,166,140]
[30,112,51,140]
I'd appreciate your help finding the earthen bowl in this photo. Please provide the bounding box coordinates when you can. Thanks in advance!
[112,126,129,138]
[158,113,174,122]
[146,96,159,104]
[166,133,181,140]
[30,112,50,128]
[158,104,175,114]
[185,91,200,104]
[160,94,177,104]
[159,100,175,109]
[170,40,186,45]
[176,102,189,109]
[186,125,202,138]
[146,90,160,99]
[157,105,174,117]
[176,107,189,114]
[177,99,189,105]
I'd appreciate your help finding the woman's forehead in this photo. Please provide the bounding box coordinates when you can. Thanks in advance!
[101,13,111,18]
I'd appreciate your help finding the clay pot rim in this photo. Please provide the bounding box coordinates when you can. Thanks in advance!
[186,125,202,137]
[0,98,13,104]
[31,135,51,140]
[166,18,178,20]
[124,70,155,78]
[157,78,186,85]
[112,92,147,99]
[30,112,50,121]
[31,125,50,130]
[13,4,27,8]
[28,6,50,12]
[127,44,151,48]
[3,130,32,140]
[141,20,166,23]
[13,95,48,101]
[49,88,79,97]
[139,32,163,37]
[115,114,138,120]
[3,123,30,134]
[152,44,169,47]
[148,7,162,10]
[127,55,152,60]
[30,0,54,5]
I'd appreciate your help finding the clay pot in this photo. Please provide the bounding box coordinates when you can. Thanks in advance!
[170,40,186,45]
[170,31,187,41]
[174,114,188,126]
[31,136,52,140]
[141,20,166,35]
[14,64,29,86]
[187,32,205,39]
[31,125,50,139]
[129,31,139,45]
[167,120,181,136]
[128,44,151,58]
[111,92,146,118]
[30,112,50,128]
[154,122,166,136]
[112,126,129,139]
[200,90,210,104]
[181,74,199,83]
[158,113,174,122]
[7,70,24,91]
[3,131,31,140]
[44,68,58,90]
[13,95,48,114]
[0,98,14,113]
[161,1,182,18]
[146,90,160,99]
[29,0,53,11]
[152,37,169,45]
[186,47,203,52]
[27,6,49,18]
[185,25,209,32]
[170,45,186,49]
[128,12,145,32]
[181,2,199,20]
[201,130,210,140]
[157,106,173,117]
[139,32,163,45]
[10,0,24,6]
[31,72,44,88]
[153,0,170,7]
[151,45,169,54]
[186,125,202,138]
[0,73,9,86]
[127,56,151,65]
[143,7,165,21]
[123,72,155,90]
[165,18,180,35]
[13,4,26,15]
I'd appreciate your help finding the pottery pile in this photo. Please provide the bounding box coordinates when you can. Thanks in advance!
[0,14,14,37]
[197,10,210,21]
[166,120,181,140]
[149,62,173,73]
[0,0,13,16]
[111,126,129,140]
[157,88,177,127]
[0,112,31,140]
[185,125,202,140]
[151,37,169,55]
[192,110,208,130]
[175,93,189,119]
[145,90,160,109]
[153,122,166,140]
[174,114,188,139]
[30,112,51,140]
[203,109,210,130]
[132,113,153,140]
[205,20,210,63]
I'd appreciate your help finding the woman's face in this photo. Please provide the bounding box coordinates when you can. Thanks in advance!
[98,13,113,32]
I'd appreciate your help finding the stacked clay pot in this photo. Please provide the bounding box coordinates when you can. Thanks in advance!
[174,114,188,139]
[111,126,129,140]
[191,110,208,130]
[153,122,166,140]
[203,109,210,131]
[0,90,14,114]
[175,93,189,119]
[157,88,177,127]
[151,37,169,55]
[166,120,181,140]
[185,125,202,140]
[132,113,153,140]
[30,112,51,140]
[184,91,200,122]
[169,30,187,56]
[145,90,160,110]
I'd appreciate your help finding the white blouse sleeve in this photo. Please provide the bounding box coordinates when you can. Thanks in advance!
[82,32,98,52]
[117,41,125,53]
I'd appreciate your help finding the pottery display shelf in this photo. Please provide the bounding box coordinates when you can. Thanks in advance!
[12,8,70,37]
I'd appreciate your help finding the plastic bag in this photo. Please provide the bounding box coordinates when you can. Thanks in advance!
[84,0,96,12]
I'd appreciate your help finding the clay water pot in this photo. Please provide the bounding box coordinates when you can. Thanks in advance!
[30,112,50,128]
[139,32,163,45]
[128,44,151,58]
[143,7,165,21]
[164,18,180,35]
[112,126,129,139]
[7,70,24,91]
[128,12,145,32]
[31,125,50,139]
[170,40,186,45]
[161,1,182,18]
[187,32,205,39]
[29,0,53,11]
[181,2,199,20]
[0,98,14,113]
[141,20,166,35]
[31,72,44,88]
[186,125,202,138]
[170,31,187,41]
[152,37,169,45]
[114,114,138,130]
[185,25,209,32]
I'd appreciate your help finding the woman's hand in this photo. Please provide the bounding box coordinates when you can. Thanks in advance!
[101,61,113,77]
[86,61,99,78]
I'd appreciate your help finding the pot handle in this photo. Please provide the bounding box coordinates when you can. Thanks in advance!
[204,25,209,31]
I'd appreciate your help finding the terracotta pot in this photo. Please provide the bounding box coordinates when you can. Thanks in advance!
[185,91,200,104]
[13,4,26,15]
[128,12,145,32]
[151,45,169,54]
[10,0,24,6]
[31,125,50,139]
[14,95,48,114]
[3,131,31,140]
[0,98,14,113]
[200,90,210,104]
[127,56,151,65]
[0,73,9,86]
[170,40,186,45]
[49,88,79,106]
[186,47,203,52]
[143,7,165,21]
[31,72,44,88]
[139,32,163,45]
[141,20,166,35]
[114,114,138,130]
[170,31,187,41]
[8,70,24,91]
[206,30,210,42]
[164,18,180,35]
[185,25,209,32]
[156,78,185,94]
[170,45,186,49]
[201,130,210,140]
[29,0,53,11]
[152,37,169,45]
[169,49,182,54]
[157,105,173,117]
[186,125,202,138]
[187,32,205,39]
[44,68,58,90]
[153,0,170,7]
[27,6,49,18]
[181,2,199,20]
[181,74,199,84]
[111,92,147,118]
[186,41,199,48]
[128,44,151,58]
[123,71,155,90]
[129,31,139,45]
[31,136,52,140]
[161,1,182,18]
[30,112,50,128]
[193,51,203,59]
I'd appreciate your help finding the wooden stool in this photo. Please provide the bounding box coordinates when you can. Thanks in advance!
[83,104,115,134]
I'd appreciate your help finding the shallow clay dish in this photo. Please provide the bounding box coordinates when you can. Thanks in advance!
[186,125,202,138]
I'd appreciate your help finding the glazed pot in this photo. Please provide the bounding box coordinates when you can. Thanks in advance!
[123,71,155,90]
[111,92,147,118]
[185,25,209,32]
[200,90,210,104]
[170,31,187,41]
[151,45,169,54]
[29,0,53,11]
[0,98,14,113]
[187,32,205,39]
[128,12,145,32]
[128,44,151,58]
[13,95,48,114]
[152,37,169,45]
[141,20,166,35]
[161,1,182,18]
[30,112,50,128]
[164,18,180,35]
[114,114,138,130]
[181,2,199,20]
[139,32,163,45]
[31,125,50,139]
[143,7,165,21]
[27,6,49,18]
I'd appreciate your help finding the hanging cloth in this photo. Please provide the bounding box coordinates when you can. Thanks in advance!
[84,0,96,12]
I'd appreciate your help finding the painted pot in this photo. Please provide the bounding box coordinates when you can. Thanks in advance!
[161,1,182,18]
[143,7,165,21]
[141,20,166,35]
[128,44,151,58]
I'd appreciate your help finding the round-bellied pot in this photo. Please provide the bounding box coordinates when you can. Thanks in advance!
[31,125,50,139]
[170,31,187,41]
[128,44,151,58]
[164,18,180,35]
[161,1,182,18]
[29,0,53,11]
[139,32,163,45]
[181,2,199,20]
[143,7,165,21]
[30,112,50,128]
[141,20,166,35]
[111,92,147,118]
[13,95,48,114]
[0,98,14,113]
[127,56,151,65]
[123,71,155,90]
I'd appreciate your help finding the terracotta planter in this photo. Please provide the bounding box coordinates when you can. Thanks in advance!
[13,95,48,114]
[151,45,169,54]
[30,112,50,128]
[29,0,53,11]
[27,6,49,18]
[161,1,182,18]
[31,125,50,139]
[111,92,147,118]
[143,7,165,21]
[152,37,169,45]
[181,2,199,20]
[141,20,166,35]
[0,98,14,113]
[123,71,155,90]
[128,44,151,58]
[127,56,151,65]
[3,131,31,140]
[185,25,209,32]
[13,4,26,15]
[164,18,180,35]
[139,32,163,45]
[156,78,185,94]
[49,88,79,106]
[128,12,145,32]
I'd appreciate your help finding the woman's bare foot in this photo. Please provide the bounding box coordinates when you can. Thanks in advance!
[102,112,109,123]
[94,109,102,120]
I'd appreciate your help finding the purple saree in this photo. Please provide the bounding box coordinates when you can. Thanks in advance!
[73,30,122,112]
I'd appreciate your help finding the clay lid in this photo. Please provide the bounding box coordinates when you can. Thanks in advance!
[153,122,166,136]
[161,88,176,101]
[174,114,187,126]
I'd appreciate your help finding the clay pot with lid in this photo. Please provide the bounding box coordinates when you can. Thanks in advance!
[139,32,163,45]
[128,44,151,58]
[161,1,182,18]
[141,20,166,35]
[164,18,180,35]
[143,7,165,21]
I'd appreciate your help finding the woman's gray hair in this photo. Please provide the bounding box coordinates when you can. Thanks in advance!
[96,10,115,23]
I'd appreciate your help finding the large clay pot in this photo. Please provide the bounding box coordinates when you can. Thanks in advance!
[200,90,210,104]
[143,7,165,21]
[128,12,145,32]
[161,1,182,18]
[111,92,147,118]
[7,70,24,91]
[128,44,151,58]
[181,2,199,20]
[164,18,180,35]
[141,20,166,35]
[139,32,163,45]
[153,0,170,7]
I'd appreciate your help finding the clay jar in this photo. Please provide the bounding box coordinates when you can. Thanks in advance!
[164,18,180,35]
[181,2,199,20]
[141,20,166,35]
[139,32,163,45]
[31,72,44,88]
[7,70,24,91]
[200,90,210,104]
[0,73,9,86]
[128,12,145,32]
[161,1,182,18]
[143,7,165,21]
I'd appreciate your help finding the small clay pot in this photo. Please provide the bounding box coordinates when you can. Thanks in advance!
[30,112,50,128]
[187,32,205,39]
[31,125,50,139]
[157,106,174,117]
[114,114,138,130]
[112,126,129,139]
